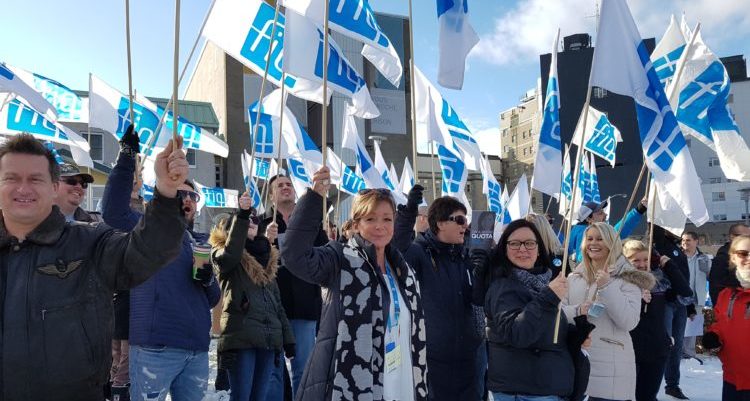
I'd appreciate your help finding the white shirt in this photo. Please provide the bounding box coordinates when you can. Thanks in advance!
[382,265,415,401]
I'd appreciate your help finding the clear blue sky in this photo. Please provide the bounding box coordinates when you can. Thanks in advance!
[2,0,748,142]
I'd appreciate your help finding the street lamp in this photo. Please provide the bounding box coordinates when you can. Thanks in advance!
[738,188,750,225]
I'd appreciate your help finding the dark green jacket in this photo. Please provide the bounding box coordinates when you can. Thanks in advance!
[210,213,294,353]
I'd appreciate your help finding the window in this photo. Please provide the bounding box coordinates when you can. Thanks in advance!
[709,177,722,184]
[88,133,103,162]
[214,156,223,186]
[714,214,727,221]
[522,131,527,139]
[523,148,527,156]
[712,192,726,202]
[186,148,197,167]
[593,87,608,99]
[503,145,509,154]
[512,135,517,143]
[742,213,750,220]
[709,157,720,167]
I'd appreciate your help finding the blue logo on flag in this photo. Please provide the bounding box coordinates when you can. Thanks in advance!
[653,44,685,86]
[32,73,84,121]
[561,169,572,202]
[381,171,395,190]
[585,115,617,164]
[6,99,69,140]
[158,107,203,150]
[201,187,231,208]
[676,60,726,143]
[314,31,366,94]
[253,158,271,180]
[330,0,390,48]
[635,42,686,173]
[288,159,310,183]
[116,97,159,148]
[0,64,13,80]
[240,2,296,88]
[249,107,275,155]
[440,99,475,144]
[539,78,561,149]
[341,165,366,194]
[487,180,502,214]
[142,184,155,201]
[44,142,64,165]
[437,145,465,194]
[356,145,372,173]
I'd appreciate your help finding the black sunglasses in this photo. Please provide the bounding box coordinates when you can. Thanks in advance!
[61,177,88,189]
[177,190,201,203]
[358,188,391,196]
[733,250,750,259]
[447,215,468,226]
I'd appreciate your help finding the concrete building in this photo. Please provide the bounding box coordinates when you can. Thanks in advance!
[184,11,502,223]
[686,55,750,244]
[499,87,542,212]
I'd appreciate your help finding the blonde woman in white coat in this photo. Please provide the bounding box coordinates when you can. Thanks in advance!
[563,222,652,401]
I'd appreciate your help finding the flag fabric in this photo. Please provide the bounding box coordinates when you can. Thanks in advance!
[578,153,593,203]
[44,142,65,165]
[0,97,93,167]
[558,145,574,218]
[590,153,601,203]
[195,181,240,211]
[280,0,403,86]
[589,0,708,228]
[202,0,328,105]
[373,141,396,191]
[6,65,87,122]
[248,104,280,159]
[437,144,468,198]
[388,164,400,192]
[506,174,530,221]
[480,156,503,217]
[651,15,686,87]
[531,31,563,198]
[436,0,479,90]
[241,151,265,212]
[413,66,482,170]
[670,24,750,181]
[282,9,379,118]
[157,105,229,158]
[287,157,313,198]
[399,157,415,195]
[327,147,366,196]
[571,105,623,166]
[0,63,57,120]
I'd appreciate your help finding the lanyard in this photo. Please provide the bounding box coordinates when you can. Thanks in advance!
[384,261,401,333]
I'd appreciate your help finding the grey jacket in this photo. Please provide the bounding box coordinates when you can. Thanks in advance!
[0,193,186,401]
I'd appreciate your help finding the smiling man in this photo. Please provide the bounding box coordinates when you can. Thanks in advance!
[56,163,98,223]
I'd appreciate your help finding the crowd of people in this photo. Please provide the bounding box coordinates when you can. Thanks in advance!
[1,131,749,401]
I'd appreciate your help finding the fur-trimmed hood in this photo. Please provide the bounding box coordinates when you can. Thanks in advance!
[572,255,656,290]
[209,227,279,286]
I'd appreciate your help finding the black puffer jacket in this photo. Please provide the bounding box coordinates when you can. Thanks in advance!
[485,269,576,397]
[0,194,185,401]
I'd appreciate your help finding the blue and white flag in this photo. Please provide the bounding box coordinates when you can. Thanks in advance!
[578,153,593,203]
[342,106,386,187]
[6,65,87,122]
[248,104,280,159]
[413,66,482,170]
[651,15,686,87]
[203,0,328,105]
[0,62,57,120]
[157,106,229,158]
[558,145,574,218]
[44,141,65,165]
[589,0,708,227]
[0,98,93,167]
[436,0,479,90]
[327,147,366,196]
[480,156,503,216]
[399,157,415,195]
[282,9,379,118]
[590,153,601,203]
[669,24,750,181]
[531,30,563,198]
[437,144,468,198]
[373,141,397,191]
[287,157,313,198]
[241,150,265,212]
[388,164,400,192]
[280,0,403,86]
[571,105,623,166]
[195,181,240,211]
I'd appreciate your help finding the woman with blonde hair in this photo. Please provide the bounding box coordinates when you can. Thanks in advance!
[280,167,428,401]
[564,223,653,401]
[526,213,565,274]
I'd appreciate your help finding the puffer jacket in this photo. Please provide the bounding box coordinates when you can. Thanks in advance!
[0,194,186,401]
[563,256,653,401]
[708,286,750,390]
[210,211,294,353]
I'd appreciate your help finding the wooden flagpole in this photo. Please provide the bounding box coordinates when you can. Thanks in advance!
[171,0,181,144]
[270,73,288,225]
[321,0,331,223]
[408,0,420,198]
[125,0,135,122]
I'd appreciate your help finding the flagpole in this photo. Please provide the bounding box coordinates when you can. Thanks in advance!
[408,0,420,197]
[270,73,288,225]
[321,0,331,223]
[430,141,437,198]
[171,0,181,144]
[615,162,646,238]
[125,0,135,121]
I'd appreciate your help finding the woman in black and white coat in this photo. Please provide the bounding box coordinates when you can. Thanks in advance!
[280,166,428,401]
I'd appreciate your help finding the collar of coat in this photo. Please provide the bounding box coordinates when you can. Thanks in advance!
[348,234,409,280]
[573,255,656,290]
[0,206,66,248]
[211,228,280,286]
[418,229,465,259]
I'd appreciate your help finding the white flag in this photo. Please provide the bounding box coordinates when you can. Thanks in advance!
[6,64,87,123]
[194,181,239,211]
[241,151,265,213]
[0,63,57,120]
[436,0,479,89]
[399,157,415,195]
[506,173,530,221]
[558,145,574,218]
[651,15,686,87]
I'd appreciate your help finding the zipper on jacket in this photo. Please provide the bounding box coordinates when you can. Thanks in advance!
[40,300,81,321]
[600,337,625,348]
[728,290,740,318]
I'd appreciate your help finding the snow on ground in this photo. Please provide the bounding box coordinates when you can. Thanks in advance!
[170,339,724,401]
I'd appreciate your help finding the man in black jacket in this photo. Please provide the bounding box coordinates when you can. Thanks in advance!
[709,223,750,304]
[259,174,328,400]
[0,134,188,400]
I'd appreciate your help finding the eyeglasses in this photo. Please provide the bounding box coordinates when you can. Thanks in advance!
[61,177,88,189]
[177,190,201,203]
[507,240,538,250]
[447,215,468,226]
[733,250,750,259]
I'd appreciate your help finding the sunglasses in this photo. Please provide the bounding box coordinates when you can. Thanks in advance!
[447,215,468,226]
[61,177,88,189]
[177,190,201,203]
[358,188,391,196]
[733,250,750,259]
[507,240,538,250]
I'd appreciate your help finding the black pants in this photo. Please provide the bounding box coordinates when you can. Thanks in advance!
[724,382,750,401]
[635,357,667,401]
[427,357,478,401]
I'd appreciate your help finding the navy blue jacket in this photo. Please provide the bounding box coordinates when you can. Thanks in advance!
[102,152,220,352]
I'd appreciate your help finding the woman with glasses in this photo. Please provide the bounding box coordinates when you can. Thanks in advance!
[208,191,295,401]
[702,235,750,401]
[563,223,652,401]
[280,167,428,401]
[392,193,483,400]
[484,219,588,401]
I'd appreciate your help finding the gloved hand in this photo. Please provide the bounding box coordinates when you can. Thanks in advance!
[686,304,697,320]
[193,263,214,287]
[469,248,490,306]
[470,248,489,279]
[406,184,425,212]
[701,331,721,350]
[284,343,296,359]
[119,124,140,159]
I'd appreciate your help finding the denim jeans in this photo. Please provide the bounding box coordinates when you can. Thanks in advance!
[265,353,285,401]
[588,398,627,401]
[491,393,562,401]
[476,340,488,401]
[129,345,208,401]
[664,302,687,388]
[227,348,275,401]
[290,319,317,395]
